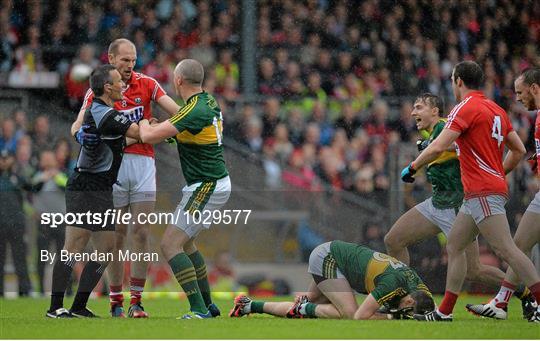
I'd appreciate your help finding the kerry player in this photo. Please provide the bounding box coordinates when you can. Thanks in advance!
[139,59,230,319]
[72,38,180,318]
[230,241,435,320]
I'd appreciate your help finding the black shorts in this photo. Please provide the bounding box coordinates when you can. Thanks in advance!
[65,172,115,231]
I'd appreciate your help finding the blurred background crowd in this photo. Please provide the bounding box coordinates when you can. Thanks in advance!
[0,0,539,295]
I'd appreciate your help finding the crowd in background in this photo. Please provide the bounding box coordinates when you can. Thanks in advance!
[0,0,539,294]
[2,0,539,197]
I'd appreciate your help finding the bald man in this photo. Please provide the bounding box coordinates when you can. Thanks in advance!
[139,59,231,319]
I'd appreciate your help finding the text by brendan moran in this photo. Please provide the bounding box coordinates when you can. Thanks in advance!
[40,250,159,265]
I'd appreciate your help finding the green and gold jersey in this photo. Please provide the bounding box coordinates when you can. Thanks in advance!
[425,119,463,209]
[168,91,228,185]
[329,241,430,307]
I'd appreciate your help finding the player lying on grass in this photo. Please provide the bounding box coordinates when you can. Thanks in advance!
[384,93,536,318]
[230,241,434,320]
[466,67,540,321]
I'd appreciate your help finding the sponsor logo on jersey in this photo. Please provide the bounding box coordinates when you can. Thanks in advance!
[535,138,540,158]
[120,106,144,123]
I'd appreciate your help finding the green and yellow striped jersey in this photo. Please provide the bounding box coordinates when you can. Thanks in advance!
[425,119,463,209]
[329,241,431,307]
[169,91,228,185]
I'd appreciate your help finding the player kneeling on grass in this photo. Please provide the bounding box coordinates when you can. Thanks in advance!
[230,241,434,320]
[47,65,140,318]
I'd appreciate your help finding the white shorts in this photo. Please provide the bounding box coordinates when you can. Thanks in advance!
[415,197,457,236]
[113,154,156,207]
[172,176,231,238]
[526,191,540,214]
[460,195,507,225]
[307,242,345,279]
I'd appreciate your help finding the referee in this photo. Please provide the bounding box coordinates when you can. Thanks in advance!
[47,65,140,318]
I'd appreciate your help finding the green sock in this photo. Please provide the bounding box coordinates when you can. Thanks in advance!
[188,251,212,307]
[515,284,531,300]
[305,303,317,318]
[250,301,265,314]
[168,253,208,314]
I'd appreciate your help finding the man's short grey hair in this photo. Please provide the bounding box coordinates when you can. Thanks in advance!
[174,59,205,85]
[108,38,136,56]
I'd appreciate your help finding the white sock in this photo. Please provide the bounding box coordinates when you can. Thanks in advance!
[298,303,308,315]
[243,301,252,314]
[436,309,451,317]
[492,284,515,308]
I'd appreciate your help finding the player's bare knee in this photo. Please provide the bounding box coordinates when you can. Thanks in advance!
[340,307,356,319]
[513,237,530,253]
[115,223,128,237]
[160,238,181,260]
[465,266,481,282]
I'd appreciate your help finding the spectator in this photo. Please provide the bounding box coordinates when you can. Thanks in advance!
[282,149,318,191]
[54,138,76,176]
[65,44,99,110]
[30,115,52,156]
[242,116,263,153]
[32,150,68,295]
[0,149,32,296]
[365,99,391,147]
[0,118,21,154]
[261,97,281,140]
[215,49,239,90]
[258,57,282,95]
[262,141,281,189]
[12,108,29,136]
[334,102,361,140]
[307,101,333,146]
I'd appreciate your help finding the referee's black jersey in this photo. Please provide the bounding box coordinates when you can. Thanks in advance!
[74,98,132,187]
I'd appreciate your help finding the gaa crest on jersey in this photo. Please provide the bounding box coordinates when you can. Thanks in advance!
[135,97,141,104]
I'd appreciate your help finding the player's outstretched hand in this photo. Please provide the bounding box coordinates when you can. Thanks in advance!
[400,163,416,183]
[389,307,414,320]
[75,124,100,147]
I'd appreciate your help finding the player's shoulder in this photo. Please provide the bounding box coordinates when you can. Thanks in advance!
[132,71,160,85]
[89,100,116,125]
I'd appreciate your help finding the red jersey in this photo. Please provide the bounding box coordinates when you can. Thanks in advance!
[445,91,513,198]
[535,110,540,176]
[81,71,166,158]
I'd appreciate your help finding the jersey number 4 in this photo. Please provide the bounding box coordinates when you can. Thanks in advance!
[491,116,504,147]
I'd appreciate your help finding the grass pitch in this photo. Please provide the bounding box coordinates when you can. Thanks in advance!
[0,295,537,339]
